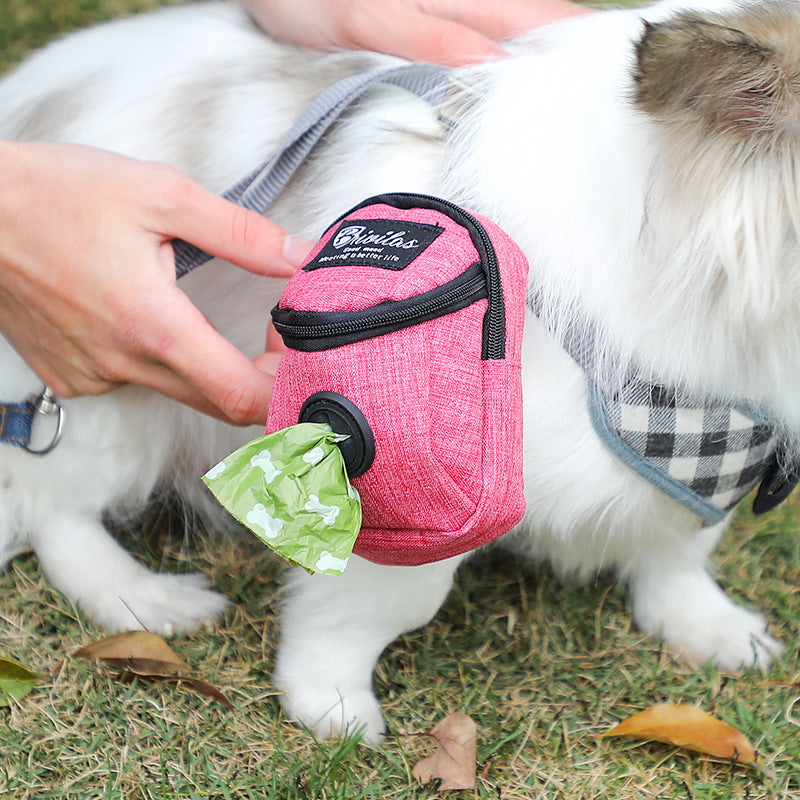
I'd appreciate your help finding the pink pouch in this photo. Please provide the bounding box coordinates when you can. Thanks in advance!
[268,193,528,565]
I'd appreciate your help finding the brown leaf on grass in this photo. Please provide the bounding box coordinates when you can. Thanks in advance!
[412,712,477,790]
[601,703,757,764]
[109,657,234,708]
[118,665,234,709]
[73,631,191,671]
[73,631,232,708]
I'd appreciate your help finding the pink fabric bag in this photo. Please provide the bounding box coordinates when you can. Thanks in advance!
[268,193,528,565]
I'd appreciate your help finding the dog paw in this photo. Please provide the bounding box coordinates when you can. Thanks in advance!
[278,682,386,744]
[84,571,230,635]
[631,569,783,672]
[671,603,784,673]
[660,606,783,673]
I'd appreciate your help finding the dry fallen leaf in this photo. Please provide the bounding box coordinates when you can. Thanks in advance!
[73,631,232,708]
[412,712,477,790]
[73,631,191,671]
[601,703,757,765]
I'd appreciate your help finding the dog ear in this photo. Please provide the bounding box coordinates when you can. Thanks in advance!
[634,8,800,137]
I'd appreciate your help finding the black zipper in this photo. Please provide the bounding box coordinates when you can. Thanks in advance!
[330,193,507,359]
[272,262,487,352]
[272,192,507,358]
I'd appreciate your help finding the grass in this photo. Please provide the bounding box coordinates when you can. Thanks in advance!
[1,501,798,799]
[1,1,800,798]
[0,0,184,71]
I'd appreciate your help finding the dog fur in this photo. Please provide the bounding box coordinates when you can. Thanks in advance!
[0,0,798,741]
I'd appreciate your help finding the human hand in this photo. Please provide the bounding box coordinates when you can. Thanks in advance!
[241,0,591,67]
[0,140,311,425]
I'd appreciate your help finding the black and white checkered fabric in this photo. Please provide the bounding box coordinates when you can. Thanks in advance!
[527,286,791,524]
[588,378,779,525]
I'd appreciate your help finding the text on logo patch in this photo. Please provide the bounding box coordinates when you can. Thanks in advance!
[304,217,444,271]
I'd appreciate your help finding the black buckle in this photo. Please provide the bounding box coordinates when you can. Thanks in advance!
[752,449,800,514]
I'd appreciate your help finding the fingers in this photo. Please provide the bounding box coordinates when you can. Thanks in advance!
[137,174,303,423]
[0,141,294,425]
[0,286,271,424]
[134,328,285,426]
[128,287,279,425]
[265,320,288,355]
[147,166,312,276]
[242,0,590,65]
[253,349,284,382]
[126,359,272,424]
[417,0,594,43]
[344,3,508,66]
[3,271,280,425]
[324,0,594,66]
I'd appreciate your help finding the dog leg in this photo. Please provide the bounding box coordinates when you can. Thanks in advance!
[31,511,228,634]
[0,524,27,572]
[627,523,783,672]
[275,553,464,743]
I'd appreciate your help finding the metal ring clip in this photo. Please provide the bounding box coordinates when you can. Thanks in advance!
[23,387,65,455]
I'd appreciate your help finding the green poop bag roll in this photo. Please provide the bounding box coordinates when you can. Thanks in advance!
[202,423,361,575]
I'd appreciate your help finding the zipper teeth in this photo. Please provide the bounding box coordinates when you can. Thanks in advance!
[407,194,504,357]
[336,192,505,359]
[304,192,506,357]
[276,273,486,339]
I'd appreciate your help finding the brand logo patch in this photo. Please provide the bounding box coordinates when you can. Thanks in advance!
[304,218,444,271]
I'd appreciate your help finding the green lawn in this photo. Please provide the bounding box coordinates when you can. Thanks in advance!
[1,2,799,799]
[2,504,798,799]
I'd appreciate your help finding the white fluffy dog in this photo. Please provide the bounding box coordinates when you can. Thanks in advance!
[1,0,798,741]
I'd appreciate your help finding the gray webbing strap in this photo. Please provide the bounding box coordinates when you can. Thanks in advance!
[172,63,451,278]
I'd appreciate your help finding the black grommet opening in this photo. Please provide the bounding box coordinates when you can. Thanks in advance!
[299,392,375,478]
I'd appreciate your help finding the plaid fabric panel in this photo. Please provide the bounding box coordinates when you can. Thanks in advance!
[604,380,778,515]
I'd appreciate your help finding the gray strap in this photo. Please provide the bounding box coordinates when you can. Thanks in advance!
[173,63,451,278]
[528,288,631,389]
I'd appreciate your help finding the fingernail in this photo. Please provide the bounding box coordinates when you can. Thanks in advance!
[283,234,314,268]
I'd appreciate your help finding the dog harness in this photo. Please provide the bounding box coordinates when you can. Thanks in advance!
[3,61,796,519]
[589,378,789,525]
[533,295,799,523]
